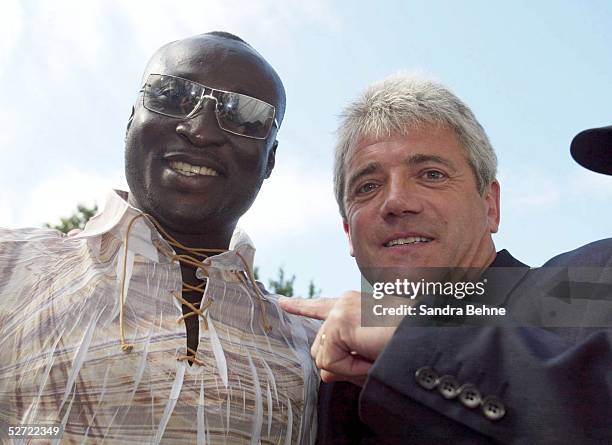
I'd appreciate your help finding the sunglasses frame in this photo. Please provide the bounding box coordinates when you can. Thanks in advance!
[142,73,279,140]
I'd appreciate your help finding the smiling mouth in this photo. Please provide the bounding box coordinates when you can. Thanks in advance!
[169,161,220,177]
[385,236,433,247]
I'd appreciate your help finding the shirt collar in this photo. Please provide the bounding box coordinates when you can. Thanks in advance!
[73,190,256,270]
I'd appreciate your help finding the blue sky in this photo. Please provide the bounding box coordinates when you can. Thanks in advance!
[1,0,611,296]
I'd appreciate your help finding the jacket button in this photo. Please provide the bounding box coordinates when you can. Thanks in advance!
[437,375,460,399]
[415,366,439,390]
[458,383,482,408]
[482,395,506,421]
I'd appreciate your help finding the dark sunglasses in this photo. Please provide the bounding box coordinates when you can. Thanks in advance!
[142,73,278,140]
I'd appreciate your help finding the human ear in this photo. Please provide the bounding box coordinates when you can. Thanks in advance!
[264,140,277,179]
[125,106,135,142]
[485,180,501,233]
[343,219,355,257]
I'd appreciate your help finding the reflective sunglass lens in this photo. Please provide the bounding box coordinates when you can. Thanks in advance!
[216,92,275,139]
[143,74,276,139]
[144,75,202,118]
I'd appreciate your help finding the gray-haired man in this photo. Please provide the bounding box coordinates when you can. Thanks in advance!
[281,75,612,443]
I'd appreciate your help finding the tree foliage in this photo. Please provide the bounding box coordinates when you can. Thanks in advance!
[256,267,320,298]
[307,280,321,298]
[268,267,296,297]
[44,203,98,234]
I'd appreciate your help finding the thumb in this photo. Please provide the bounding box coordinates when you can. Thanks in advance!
[279,297,336,320]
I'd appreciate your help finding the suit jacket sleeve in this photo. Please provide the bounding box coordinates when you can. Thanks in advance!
[359,245,612,444]
[360,324,611,443]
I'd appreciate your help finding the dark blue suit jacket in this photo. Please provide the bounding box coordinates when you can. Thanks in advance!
[317,245,612,444]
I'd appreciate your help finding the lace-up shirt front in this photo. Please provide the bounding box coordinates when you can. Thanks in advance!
[0,190,319,444]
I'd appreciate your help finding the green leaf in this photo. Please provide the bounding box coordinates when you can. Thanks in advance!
[44,203,98,234]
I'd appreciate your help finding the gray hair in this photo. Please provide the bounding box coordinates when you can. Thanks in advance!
[334,73,497,219]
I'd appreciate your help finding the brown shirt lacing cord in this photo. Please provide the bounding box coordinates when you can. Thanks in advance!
[118,213,272,365]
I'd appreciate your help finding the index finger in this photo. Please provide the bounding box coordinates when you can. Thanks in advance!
[278,297,336,320]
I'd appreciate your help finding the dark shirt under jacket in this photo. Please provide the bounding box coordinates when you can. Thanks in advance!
[317,248,612,444]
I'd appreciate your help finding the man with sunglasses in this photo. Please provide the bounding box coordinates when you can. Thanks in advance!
[0,32,319,444]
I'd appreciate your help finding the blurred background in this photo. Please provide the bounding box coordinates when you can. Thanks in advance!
[1,0,611,296]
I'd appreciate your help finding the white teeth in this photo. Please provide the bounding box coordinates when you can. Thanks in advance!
[386,236,432,247]
[169,161,219,177]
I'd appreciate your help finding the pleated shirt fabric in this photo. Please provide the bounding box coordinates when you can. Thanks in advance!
[0,190,319,444]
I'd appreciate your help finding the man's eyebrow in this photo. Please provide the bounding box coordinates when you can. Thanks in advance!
[405,153,457,171]
[346,154,457,192]
[346,162,381,192]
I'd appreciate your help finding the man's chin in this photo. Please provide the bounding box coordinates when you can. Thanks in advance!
[149,206,231,233]
[361,267,441,287]
[358,256,448,285]
[359,257,436,273]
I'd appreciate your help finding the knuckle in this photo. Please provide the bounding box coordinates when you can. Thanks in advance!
[319,356,333,370]
[328,306,345,321]
[315,356,324,370]
[342,290,360,300]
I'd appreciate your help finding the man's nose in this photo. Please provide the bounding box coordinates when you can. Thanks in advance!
[380,176,424,219]
[175,97,227,147]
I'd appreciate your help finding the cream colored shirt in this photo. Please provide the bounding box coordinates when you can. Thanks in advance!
[0,190,319,444]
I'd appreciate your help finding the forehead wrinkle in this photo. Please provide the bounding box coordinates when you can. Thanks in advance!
[404,153,458,171]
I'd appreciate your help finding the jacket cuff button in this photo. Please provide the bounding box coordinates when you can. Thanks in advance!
[482,395,506,421]
[415,366,439,390]
[458,383,482,408]
[437,375,460,399]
